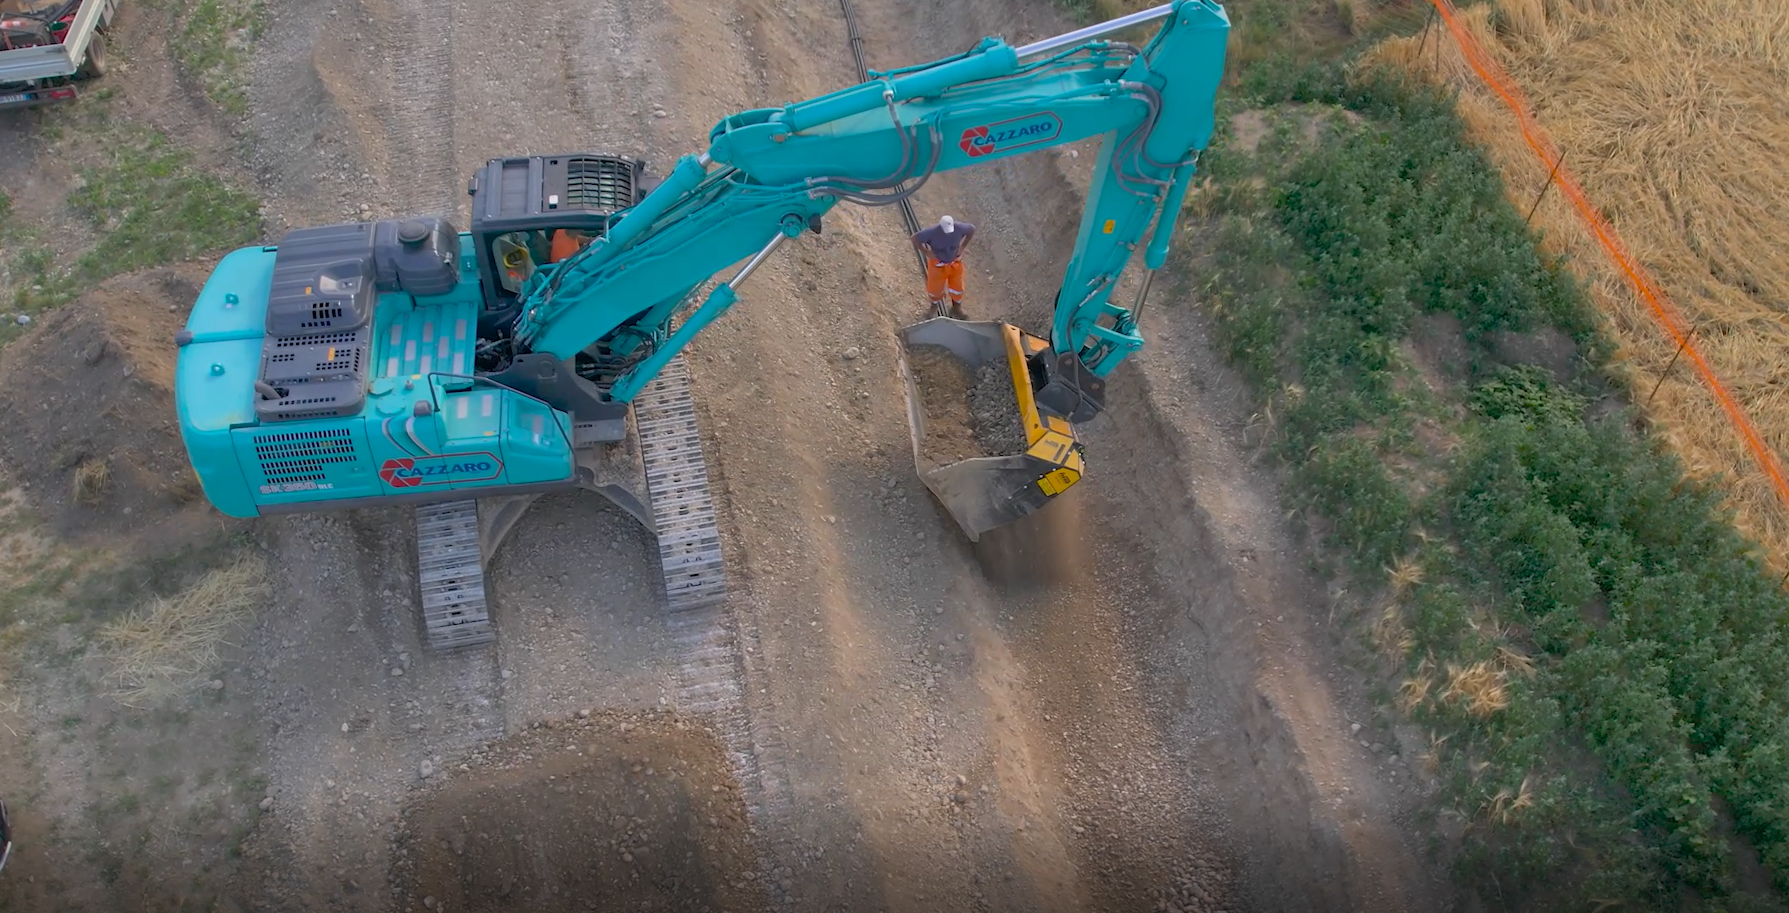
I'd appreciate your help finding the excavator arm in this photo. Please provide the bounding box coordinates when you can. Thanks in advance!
[503,0,1229,424]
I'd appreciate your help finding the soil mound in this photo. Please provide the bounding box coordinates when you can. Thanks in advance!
[0,262,234,549]
[395,709,771,913]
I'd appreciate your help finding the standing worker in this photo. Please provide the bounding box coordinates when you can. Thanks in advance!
[911,215,975,319]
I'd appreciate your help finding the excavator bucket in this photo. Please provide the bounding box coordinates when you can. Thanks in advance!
[895,317,1085,542]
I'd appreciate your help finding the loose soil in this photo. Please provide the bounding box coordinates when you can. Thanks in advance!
[0,262,240,554]
[908,344,1028,464]
[908,343,1037,465]
[908,344,983,464]
[395,709,770,913]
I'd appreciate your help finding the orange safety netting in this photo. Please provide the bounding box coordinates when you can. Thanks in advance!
[1424,0,1789,515]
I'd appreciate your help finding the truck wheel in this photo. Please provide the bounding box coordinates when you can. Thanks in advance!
[76,32,108,80]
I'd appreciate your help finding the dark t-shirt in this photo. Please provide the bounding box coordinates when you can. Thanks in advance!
[913,221,976,263]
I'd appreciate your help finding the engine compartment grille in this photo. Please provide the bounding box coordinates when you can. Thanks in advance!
[252,427,360,485]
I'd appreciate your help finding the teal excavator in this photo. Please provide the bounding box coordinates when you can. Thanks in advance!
[171,1,1230,649]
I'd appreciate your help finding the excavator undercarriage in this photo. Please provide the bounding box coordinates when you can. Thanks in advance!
[408,353,715,650]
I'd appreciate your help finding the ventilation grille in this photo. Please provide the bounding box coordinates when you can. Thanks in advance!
[262,380,365,421]
[275,331,359,349]
[265,350,361,376]
[300,301,347,330]
[307,346,362,377]
[253,428,358,485]
[564,157,635,211]
[259,326,371,418]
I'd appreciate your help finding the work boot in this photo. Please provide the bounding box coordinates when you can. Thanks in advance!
[949,301,967,320]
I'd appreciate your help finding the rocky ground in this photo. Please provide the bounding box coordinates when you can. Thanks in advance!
[0,0,1460,910]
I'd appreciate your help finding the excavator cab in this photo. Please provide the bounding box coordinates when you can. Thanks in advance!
[895,317,1086,541]
[466,152,659,327]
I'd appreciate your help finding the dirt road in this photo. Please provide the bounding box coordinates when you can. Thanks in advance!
[0,0,1456,910]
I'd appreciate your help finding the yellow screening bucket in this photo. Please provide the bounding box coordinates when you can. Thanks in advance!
[894,317,1085,542]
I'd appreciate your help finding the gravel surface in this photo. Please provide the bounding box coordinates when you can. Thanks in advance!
[968,360,1030,456]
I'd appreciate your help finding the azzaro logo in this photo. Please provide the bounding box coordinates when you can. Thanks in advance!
[378,453,503,488]
[958,113,1064,158]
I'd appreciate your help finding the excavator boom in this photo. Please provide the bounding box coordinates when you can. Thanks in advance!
[510,0,1229,411]
[492,0,1227,536]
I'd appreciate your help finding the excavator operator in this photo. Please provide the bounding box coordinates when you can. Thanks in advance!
[547,228,592,263]
[911,214,975,320]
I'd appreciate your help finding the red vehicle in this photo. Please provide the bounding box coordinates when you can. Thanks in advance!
[0,0,116,110]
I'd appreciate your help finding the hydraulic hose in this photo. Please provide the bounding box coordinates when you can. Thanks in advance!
[838,0,925,271]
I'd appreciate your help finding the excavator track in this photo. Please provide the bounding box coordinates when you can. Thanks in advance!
[636,355,727,614]
[414,499,496,650]
[402,354,787,830]
[406,354,732,660]
[634,353,791,827]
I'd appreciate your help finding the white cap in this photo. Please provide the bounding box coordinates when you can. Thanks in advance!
[940,215,955,233]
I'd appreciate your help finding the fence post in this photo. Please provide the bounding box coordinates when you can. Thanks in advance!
[1525,150,1567,226]
[1647,325,1701,406]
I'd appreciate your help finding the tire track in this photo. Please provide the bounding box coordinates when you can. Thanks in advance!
[366,0,508,763]
[381,0,460,220]
[635,356,798,838]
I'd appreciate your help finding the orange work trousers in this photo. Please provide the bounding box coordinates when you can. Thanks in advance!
[924,258,965,303]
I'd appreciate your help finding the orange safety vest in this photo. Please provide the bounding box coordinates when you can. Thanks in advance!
[549,230,584,263]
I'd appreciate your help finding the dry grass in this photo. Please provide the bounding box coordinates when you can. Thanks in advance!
[1494,643,1535,677]
[1372,602,1415,660]
[1386,552,1425,595]
[1398,659,1436,713]
[72,458,110,505]
[1484,772,1535,824]
[1441,659,1510,717]
[98,553,269,706]
[1362,0,1789,574]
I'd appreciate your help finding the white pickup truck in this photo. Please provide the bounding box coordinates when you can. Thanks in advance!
[0,0,117,110]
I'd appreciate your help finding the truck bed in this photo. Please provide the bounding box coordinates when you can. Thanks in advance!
[0,0,112,106]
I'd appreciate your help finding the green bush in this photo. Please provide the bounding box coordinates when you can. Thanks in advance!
[1195,58,1789,909]
[1295,431,1414,571]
